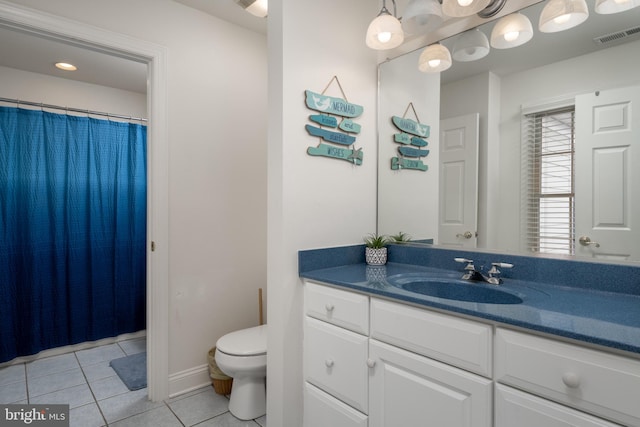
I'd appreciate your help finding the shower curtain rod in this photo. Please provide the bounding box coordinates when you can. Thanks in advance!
[0,96,147,123]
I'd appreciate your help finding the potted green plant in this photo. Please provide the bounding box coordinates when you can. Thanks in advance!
[390,231,412,244]
[363,233,390,266]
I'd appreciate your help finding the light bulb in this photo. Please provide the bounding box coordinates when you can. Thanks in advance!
[553,13,571,24]
[504,31,519,41]
[614,0,630,4]
[457,0,474,6]
[378,32,392,43]
[428,59,442,68]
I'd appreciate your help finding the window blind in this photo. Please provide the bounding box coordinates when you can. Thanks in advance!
[521,107,575,255]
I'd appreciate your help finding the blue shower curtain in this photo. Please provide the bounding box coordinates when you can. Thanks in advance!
[0,106,147,363]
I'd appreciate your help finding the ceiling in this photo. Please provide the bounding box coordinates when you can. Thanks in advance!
[0,1,637,93]
[0,0,266,95]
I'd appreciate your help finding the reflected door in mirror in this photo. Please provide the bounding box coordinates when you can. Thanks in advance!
[439,113,479,248]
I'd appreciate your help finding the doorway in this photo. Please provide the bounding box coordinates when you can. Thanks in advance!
[0,3,170,401]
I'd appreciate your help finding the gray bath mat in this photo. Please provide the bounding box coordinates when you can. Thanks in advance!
[109,352,147,391]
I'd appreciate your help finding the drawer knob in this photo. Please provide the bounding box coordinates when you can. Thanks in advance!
[325,359,334,368]
[562,372,581,388]
[367,358,376,368]
[325,303,335,312]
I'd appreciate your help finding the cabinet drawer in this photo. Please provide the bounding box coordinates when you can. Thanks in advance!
[496,384,622,427]
[305,281,369,335]
[370,298,492,377]
[304,382,367,427]
[304,317,369,413]
[495,328,640,427]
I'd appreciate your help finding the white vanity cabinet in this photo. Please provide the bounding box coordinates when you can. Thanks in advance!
[303,280,640,427]
[303,281,492,427]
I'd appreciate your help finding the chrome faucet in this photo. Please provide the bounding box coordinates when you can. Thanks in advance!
[454,258,513,285]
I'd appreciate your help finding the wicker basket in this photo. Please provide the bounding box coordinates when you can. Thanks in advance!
[208,347,233,395]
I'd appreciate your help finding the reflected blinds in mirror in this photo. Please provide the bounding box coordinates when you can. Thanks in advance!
[522,106,575,255]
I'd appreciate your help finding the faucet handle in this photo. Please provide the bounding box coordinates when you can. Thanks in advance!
[492,262,513,269]
[488,262,513,279]
[454,257,476,272]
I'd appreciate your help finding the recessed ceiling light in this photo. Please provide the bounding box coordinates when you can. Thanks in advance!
[55,62,77,71]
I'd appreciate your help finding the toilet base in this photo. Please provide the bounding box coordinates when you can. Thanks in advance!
[228,376,266,421]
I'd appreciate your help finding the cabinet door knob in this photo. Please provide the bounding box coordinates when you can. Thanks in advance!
[325,303,335,312]
[325,359,334,368]
[562,372,581,388]
[367,358,376,368]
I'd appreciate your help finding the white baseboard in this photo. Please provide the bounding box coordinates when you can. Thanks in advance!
[168,364,211,398]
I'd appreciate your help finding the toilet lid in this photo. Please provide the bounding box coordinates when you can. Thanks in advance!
[217,324,267,356]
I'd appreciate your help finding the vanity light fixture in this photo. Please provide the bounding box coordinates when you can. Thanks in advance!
[595,0,640,14]
[234,0,268,18]
[55,62,77,71]
[452,28,490,61]
[490,12,533,49]
[402,0,443,35]
[418,43,452,73]
[442,0,491,17]
[539,0,588,33]
[366,0,404,50]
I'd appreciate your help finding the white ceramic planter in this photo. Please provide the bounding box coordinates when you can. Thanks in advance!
[365,247,388,266]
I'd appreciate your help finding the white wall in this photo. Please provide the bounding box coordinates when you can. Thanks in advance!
[5,0,268,396]
[0,65,146,118]
[267,0,378,425]
[497,39,640,251]
[378,51,440,241]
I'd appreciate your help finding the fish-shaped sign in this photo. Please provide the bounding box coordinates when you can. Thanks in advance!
[394,133,428,146]
[398,146,429,158]
[306,124,355,146]
[391,157,428,171]
[339,119,361,134]
[308,143,363,165]
[305,90,364,118]
[392,116,430,138]
[309,114,338,128]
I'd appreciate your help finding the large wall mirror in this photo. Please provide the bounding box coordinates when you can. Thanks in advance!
[378,0,640,262]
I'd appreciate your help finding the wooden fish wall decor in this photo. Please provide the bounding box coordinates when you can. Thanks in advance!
[390,112,430,171]
[304,77,364,165]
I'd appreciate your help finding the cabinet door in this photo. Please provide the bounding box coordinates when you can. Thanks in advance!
[304,317,369,413]
[496,385,623,427]
[304,382,368,427]
[368,339,492,427]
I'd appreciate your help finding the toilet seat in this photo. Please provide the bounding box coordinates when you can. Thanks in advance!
[217,324,267,356]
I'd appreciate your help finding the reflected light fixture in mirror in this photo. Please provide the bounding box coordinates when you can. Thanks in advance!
[418,43,452,72]
[442,0,491,17]
[452,28,490,61]
[595,0,640,13]
[234,0,268,18]
[367,0,404,50]
[539,0,589,32]
[490,12,533,48]
[402,0,444,34]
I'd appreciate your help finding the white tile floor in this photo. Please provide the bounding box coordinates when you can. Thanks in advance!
[0,338,267,427]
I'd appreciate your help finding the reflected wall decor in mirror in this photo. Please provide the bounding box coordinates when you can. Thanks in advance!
[378,0,640,262]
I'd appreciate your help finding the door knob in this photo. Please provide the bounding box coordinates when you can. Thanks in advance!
[579,236,600,248]
[456,231,473,239]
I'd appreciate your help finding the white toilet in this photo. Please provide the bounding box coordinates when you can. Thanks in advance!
[215,324,267,420]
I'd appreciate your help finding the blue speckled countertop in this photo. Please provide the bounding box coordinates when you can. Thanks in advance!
[299,245,640,355]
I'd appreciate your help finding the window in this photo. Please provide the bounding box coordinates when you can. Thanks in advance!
[522,106,575,255]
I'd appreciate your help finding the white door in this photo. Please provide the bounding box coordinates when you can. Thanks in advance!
[368,339,492,427]
[439,114,479,247]
[575,86,640,260]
